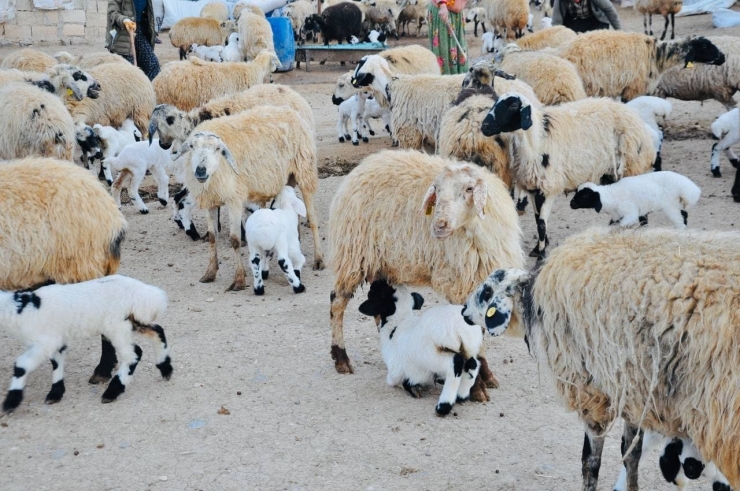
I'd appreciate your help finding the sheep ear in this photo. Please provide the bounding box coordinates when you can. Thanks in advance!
[420,184,436,215]
[504,269,531,290]
[520,104,532,130]
[473,179,487,220]
[220,144,238,174]
[63,76,83,101]
[411,292,424,310]
[292,196,307,218]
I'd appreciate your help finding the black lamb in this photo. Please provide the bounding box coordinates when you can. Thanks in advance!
[304,2,363,45]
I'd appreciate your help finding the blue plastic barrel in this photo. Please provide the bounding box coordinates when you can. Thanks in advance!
[267,17,296,72]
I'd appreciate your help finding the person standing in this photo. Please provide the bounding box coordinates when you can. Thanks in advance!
[106,0,161,80]
[428,0,468,75]
[552,0,622,32]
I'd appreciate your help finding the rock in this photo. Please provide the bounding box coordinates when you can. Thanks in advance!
[217,406,231,415]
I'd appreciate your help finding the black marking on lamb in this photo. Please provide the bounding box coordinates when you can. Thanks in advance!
[13,365,26,378]
[251,256,261,266]
[278,258,289,273]
[680,210,688,225]
[186,223,200,240]
[715,482,732,491]
[659,438,683,484]
[101,375,126,402]
[452,353,464,377]
[109,228,126,262]
[541,154,549,168]
[436,402,452,415]
[126,345,143,376]
[59,345,67,353]
[13,291,41,314]
[389,326,397,339]
[464,357,478,372]
[683,457,704,480]
[45,380,65,403]
[50,359,59,370]
[3,389,24,412]
[639,215,649,226]
[32,80,56,94]
[149,324,168,348]
[157,356,173,380]
[294,270,301,280]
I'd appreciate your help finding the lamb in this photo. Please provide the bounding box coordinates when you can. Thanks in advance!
[481,92,655,258]
[358,280,483,416]
[481,31,495,53]
[569,171,701,229]
[465,6,488,37]
[364,5,398,39]
[153,50,281,111]
[361,93,392,138]
[364,29,387,43]
[328,149,525,405]
[245,186,308,295]
[75,123,103,171]
[108,140,172,214]
[483,0,529,41]
[79,119,142,182]
[284,0,314,44]
[200,1,229,21]
[513,24,575,52]
[221,33,243,62]
[461,227,740,490]
[169,17,236,60]
[237,12,275,61]
[176,105,323,291]
[304,2,364,45]
[540,15,552,28]
[336,92,371,145]
[634,0,682,41]
[233,1,264,20]
[0,275,172,413]
[53,51,127,69]
[559,32,726,101]
[710,107,740,179]
[188,43,224,62]
[625,95,672,134]
[0,48,57,72]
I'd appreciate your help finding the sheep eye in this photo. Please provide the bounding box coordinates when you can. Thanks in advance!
[466,187,473,193]
[189,144,194,149]
[221,150,227,156]
[166,116,175,125]
[339,83,344,87]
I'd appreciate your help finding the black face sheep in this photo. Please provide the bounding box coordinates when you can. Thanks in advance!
[305,2,363,45]
[0,275,172,413]
[358,280,482,416]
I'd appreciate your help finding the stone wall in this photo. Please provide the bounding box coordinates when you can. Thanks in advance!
[1,0,109,47]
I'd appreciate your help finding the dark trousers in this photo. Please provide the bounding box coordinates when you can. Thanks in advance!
[564,15,609,33]
[123,30,161,80]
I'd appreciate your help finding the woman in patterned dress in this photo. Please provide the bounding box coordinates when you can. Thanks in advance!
[428,0,468,75]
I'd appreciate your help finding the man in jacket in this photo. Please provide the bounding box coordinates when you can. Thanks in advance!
[552,0,621,32]
[106,0,160,80]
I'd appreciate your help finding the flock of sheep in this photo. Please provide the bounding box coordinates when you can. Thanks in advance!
[1,0,740,489]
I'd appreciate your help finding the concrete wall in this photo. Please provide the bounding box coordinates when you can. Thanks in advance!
[1,0,109,47]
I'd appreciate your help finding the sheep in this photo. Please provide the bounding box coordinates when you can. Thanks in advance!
[364,29,387,43]
[176,105,323,291]
[481,92,656,258]
[364,5,398,39]
[245,186,308,295]
[304,2,364,45]
[0,83,76,161]
[221,33,243,62]
[237,12,275,61]
[75,123,103,171]
[398,1,427,37]
[107,140,172,214]
[651,36,740,111]
[483,0,529,41]
[336,92,370,145]
[233,1,265,20]
[172,187,201,240]
[53,51,127,69]
[559,32,726,101]
[465,6,488,37]
[328,149,525,405]
[0,275,172,413]
[379,44,440,75]
[188,43,224,62]
[284,0,315,44]
[169,17,236,60]
[200,1,229,21]
[710,107,740,180]
[540,15,552,28]
[153,50,281,112]
[634,0,682,41]
[625,95,672,134]
[357,280,483,416]
[481,31,495,53]
[0,64,101,102]
[88,119,143,182]
[461,227,740,491]
[513,24,575,52]
[0,157,127,386]
[65,62,155,138]
[569,171,701,229]
[361,93,392,138]
[0,48,57,72]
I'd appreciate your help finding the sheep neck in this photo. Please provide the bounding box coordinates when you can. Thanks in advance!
[513,107,544,171]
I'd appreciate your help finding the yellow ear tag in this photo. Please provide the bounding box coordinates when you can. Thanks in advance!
[66,88,74,96]
[425,202,434,215]
[486,307,497,318]
[351,78,357,85]
[686,61,695,69]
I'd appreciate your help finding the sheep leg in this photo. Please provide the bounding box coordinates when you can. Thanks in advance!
[364,117,375,137]
[582,428,606,491]
[277,247,305,294]
[45,346,67,404]
[263,250,272,279]
[330,289,354,374]
[619,424,644,491]
[643,14,648,35]
[704,462,732,491]
[732,163,740,203]
[101,336,142,403]
[660,15,670,41]
[2,345,47,413]
[529,190,551,259]
[670,12,675,40]
[249,249,266,295]
[152,163,170,207]
[436,353,465,416]
[711,142,724,177]
[724,147,739,168]
[226,203,246,291]
[457,356,480,401]
[89,336,118,384]
[200,207,220,283]
[111,168,129,208]
[129,170,149,214]
[133,323,173,380]
[648,14,653,36]
[338,114,347,143]
[474,18,479,37]
[300,191,325,270]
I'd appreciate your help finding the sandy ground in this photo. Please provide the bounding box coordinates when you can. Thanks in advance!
[1,6,740,491]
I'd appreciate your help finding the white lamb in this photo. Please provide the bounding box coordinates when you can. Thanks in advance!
[0,275,172,413]
[188,43,224,62]
[540,16,552,28]
[94,119,143,184]
[245,186,307,296]
[625,96,672,134]
[221,33,242,62]
[710,107,740,178]
[361,94,392,138]
[569,171,701,229]
[337,91,372,145]
[481,31,495,53]
[358,280,483,416]
[526,13,533,32]
[106,139,172,214]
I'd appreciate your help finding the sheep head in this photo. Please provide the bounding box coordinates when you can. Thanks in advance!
[53,51,76,64]
[48,64,100,101]
[273,186,307,218]
[332,72,359,105]
[462,60,515,90]
[461,268,529,336]
[149,104,193,149]
[181,131,238,183]
[255,50,282,73]
[678,36,725,68]
[351,55,393,106]
[569,183,602,212]
[75,123,102,162]
[481,92,532,136]
[358,280,424,329]
[420,164,489,239]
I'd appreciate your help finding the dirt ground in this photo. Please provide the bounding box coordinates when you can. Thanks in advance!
[2,6,740,490]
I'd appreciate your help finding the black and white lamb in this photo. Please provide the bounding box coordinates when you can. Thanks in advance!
[304,2,363,45]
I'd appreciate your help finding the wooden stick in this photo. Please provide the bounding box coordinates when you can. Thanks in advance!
[128,27,137,67]
[445,18,467,61]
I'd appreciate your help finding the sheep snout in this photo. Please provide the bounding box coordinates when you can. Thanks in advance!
[87,82,101,99]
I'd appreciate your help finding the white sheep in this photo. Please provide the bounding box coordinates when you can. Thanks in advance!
[107,139,172,215]
[569,171,701,229]
[0,275,172,413]
[200,1,229,21]
[245,186,307,295]
[0,64,100,102]
[625,96,672,134]
[361,93,392,138]
[0,48,57,72]
[237,12,275,61]
[465,6,488,37]
[336,93,368,145]
[222,33,242,62]
[358,280,482,416]
[188,43,224,62]
[53,51,128,69]
[93,119,143,184]
[710,107,739,178]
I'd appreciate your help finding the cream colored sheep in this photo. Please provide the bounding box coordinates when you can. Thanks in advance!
[53,51,127,69]
[484,0,529,41]
[559,32,726,101]
[462,227,740,490]
[0,49,56,72]
[233,1,265,20]
[237,12,275,61]
[0,83,75,161]
[177,105,323,291]
[397,0,428,37]
[0,64,100,101]
[65,61,155,137]
[328,149,524,403]
[284,0,315,43]
[153,51,280,111]
[513,24,575,51]
[635,0,682,41]
[379,44,439,75]
[481,93,655,258]
[169,17,236,60]
[200,1,229,21]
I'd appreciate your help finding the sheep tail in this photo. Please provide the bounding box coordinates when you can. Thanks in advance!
[106,227,127,275]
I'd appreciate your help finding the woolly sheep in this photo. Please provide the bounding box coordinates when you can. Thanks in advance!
[481,92,655,258]
[245,186,308,295]
[328,149,525,404]
[176,105,323,291]
[0,49,56,72]
[364,29,387,43]
[710,107,740,180]
[75,123,103,171]
[233,1,264,20]
[108,139,172,214]
[336,92,370,145]
[0,275,172,413]
[222,32,242,62]
[358,280,483,416]
[237,12,275,61]
[188,43,224,62]
[153,51,280,112]
[361,93,392,138]
[634,0,682,41]
[559,32,726,101]
[513,24,575,52]
[304,2,364,45]
[0,64,101,102]
[465,6,488,37]
[461,227,740,490]
[484,0,529,41]
[169,17,236,60]
[284,0,314,44]
[53,51,127,69]
[379,44,439,75]
[398,1,427,37]
[200,1,229,21]
[364,5,398,39]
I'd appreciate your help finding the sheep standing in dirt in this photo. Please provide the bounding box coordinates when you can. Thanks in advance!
[0,48,57,71]
[710,107,740,180]
[91,119,143,182]
[398,0,428,37]
[188,44,224,62]
[465,6,487,37]
[328,149,524,405]
[169,17,235,60]
[461,227,740,491]
[108,140,172,214]
[634,0,682,41]
[238,12,275,61]
[176,106,323,291]
[200,1,229,21]
[559,32,726,101]
[304,2,364,45]
[284,0,315,44]
[484,0,529,41]
[153,51,280,112]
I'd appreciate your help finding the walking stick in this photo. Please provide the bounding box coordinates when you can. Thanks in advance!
[126,23,137,67]
[444,17,467,61]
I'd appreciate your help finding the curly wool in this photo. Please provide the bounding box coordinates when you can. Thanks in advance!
[200,1,229,21]
[483,0,529,41]
[514,25,576,51]
[0,48,56,72]
[379,44,440,75]
[53,51,127,69]
[237,12,274,60]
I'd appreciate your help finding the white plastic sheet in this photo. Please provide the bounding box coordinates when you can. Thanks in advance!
[0,0,16,23]
[160,0,290,29]
[676,0,735,17]
[712,7,740,26]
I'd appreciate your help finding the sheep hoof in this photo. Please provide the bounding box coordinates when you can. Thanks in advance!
[156,357,173,381]
[261,270,269,280]
[88,373,111,385]
[45,381,65,404]
[2,389,23,413]
[435,402,453,416]
[478,356,499,389]
[403,380,424,398]
[174,219,184,230]
[528,245,541,258]
[186,224,201,241]
[313,258,325,271]
[469,381,490,403]
[254,285,265,295]
[293,284,306,294]
[101,376,125,403]
[331,346,354,374]
[734,195,740,203]
[352,140,359,146]
[139,209,149,215]
[456,396,469,403]
[199,273,217,283]
[158,198,168,207]
[369,130,375,136]
[344,134,351,140]
[339,136,345,143]
[227,280,246,291]
[712,168,722,178]
[362,137,369,143]
[732,159,740,169]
